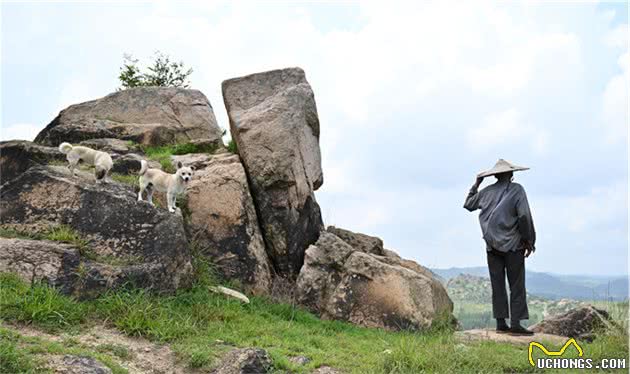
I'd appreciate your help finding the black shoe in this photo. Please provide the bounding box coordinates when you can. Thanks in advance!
[496,325,511,334]
[509,324,534,336]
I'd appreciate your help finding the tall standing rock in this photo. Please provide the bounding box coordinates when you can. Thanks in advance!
[182,153,273,295]
[222,68,324,277]
[34,87,224,147]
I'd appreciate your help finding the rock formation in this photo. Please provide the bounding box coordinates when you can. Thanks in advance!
[0,140,65,183]
[296,230,453,331]
[223,67,324,277]
[34,87,224,147]
[183,152,273,295]
[530,305,618,342]
[0,165,192,297]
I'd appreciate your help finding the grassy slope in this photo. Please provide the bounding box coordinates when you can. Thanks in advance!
[1,273,627,373]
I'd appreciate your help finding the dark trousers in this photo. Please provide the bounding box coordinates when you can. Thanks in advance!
[487,249,529,322]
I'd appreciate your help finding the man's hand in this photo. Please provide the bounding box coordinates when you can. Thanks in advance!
[474,175,484,188]
[523,241,535,258]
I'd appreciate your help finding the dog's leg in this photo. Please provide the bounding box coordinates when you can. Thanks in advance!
[146,185,154,206]
[167,192,176,213]
[137,182,144,202]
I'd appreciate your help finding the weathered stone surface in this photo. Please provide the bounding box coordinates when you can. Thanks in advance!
[0,165,192,297]
[530,305,617,341]
[34,87,223,147]
[327,226,384,255]
[0,238,81,290]
[0,140,65,183]
[296,232,454,331]
[210,348,272,374]
[185,153,272,295]
[48,355,112,374]
[78,138,138,155]
[223,67,324,276]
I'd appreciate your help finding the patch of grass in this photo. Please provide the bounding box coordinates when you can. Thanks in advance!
[0,274,627,373]
[0,327,128,374]
[96,343,132,360]
[0,225,88,253]
[0,273,88,332]
[0,330,43,373]
[227,139,238,154]
[110,173,138,188]
[140,142,219,173]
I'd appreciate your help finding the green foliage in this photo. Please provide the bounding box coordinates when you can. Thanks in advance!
[227,139,238,154]
[0,273,88,331]
[118,51,193,89]
[110,173,138,188]
[0,274,627,373]
[0,330,42,374]
[140,141,218,174]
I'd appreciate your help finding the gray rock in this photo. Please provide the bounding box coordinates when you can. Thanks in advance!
[185,154,272,295]
[296,232,454,331]
[530,305,617,341]
[327,226,384,255]
[34,87,223,147]
[222,67,324,277]
[312,366,342,374]
[49,355,112,374]
[111,153,144,175]
[210,348,272,374]
[288,355,310,365]
[78,138,138,154]
[0,165,192,298]
[0,140,65,183]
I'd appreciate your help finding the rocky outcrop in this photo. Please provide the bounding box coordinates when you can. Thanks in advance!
[223,67,324,277]
[327,226,384,255]
[530,305,617,341]
[184,153,272,295]
[210,348,272,374]
[0,165,192,297]
[47,355,112,374]
[0,140,65,183]
[34,87,224,147]
[296,231,454,331]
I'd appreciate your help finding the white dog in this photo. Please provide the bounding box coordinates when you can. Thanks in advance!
[137,160,193,213]
[59,142,113,183]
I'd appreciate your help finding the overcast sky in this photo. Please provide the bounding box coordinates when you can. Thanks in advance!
[2,2,628,276]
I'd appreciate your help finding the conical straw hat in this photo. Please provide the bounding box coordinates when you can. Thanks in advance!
[477,159,529,178]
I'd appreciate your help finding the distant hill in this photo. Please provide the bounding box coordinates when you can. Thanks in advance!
[432,267,628,301]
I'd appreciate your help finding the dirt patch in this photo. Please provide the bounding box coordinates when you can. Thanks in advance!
[4,323,195,374]
[456,328,568,345]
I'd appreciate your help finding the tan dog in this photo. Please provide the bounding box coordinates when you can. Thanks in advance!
[137,160,194,213]
[59,142,113,183]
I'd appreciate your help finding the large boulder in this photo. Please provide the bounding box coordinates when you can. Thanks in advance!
[222,67,324,277]
[0,140,65,183]
[0,165,192,297]
[183,153,273,295]
[34,87,224,147]
[296,232,454,331]
[530,305,617,341]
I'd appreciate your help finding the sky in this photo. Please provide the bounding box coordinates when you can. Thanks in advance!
[2,1,628,276]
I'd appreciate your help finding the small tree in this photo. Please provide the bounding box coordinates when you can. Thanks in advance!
[118,51,193,89]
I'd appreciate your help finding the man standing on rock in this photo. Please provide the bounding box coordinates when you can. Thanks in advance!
[463,159,536,336]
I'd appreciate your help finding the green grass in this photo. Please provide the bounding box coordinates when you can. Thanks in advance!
[110,173,138,188]
[0,225,88,252]
[141,141,219,173]
[0,273,627,373]
[0,326,128,374]
[227,139,238,154]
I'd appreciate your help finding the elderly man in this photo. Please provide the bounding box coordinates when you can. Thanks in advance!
[464,159,536,336]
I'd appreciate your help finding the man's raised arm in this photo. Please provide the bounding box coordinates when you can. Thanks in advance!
[463,176,484,212]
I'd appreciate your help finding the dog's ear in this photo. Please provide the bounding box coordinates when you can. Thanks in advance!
[177,161,183,169]
[190,165,196,171]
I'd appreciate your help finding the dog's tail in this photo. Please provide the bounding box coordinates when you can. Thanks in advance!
[139,160,148,176]
[59,142,73,154]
